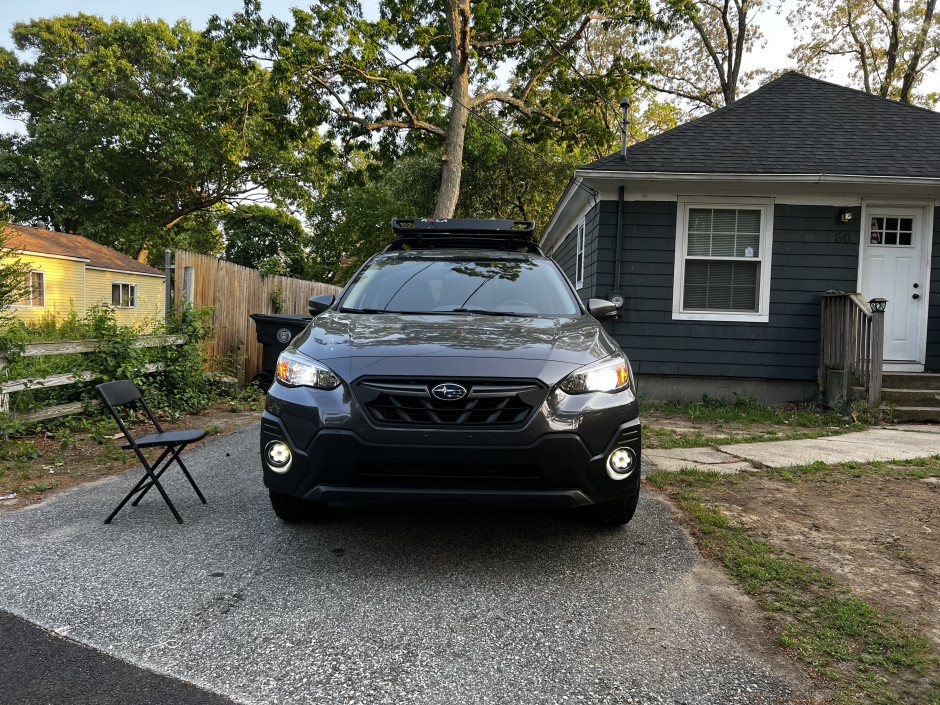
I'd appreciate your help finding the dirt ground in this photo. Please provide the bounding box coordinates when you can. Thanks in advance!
[0,406,262,511]
[693,470,940,651]
[642,411,855,443]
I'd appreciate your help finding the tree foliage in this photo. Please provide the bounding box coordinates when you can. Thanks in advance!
[788,0,940,105]
[221,0,657,219]
[640,0,766,113]
[0,14,329,259]
[0,223,30,313]
[221,205,312,278]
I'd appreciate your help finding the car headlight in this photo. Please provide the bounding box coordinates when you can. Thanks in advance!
[275,349,341,390]
[559,355,631,394]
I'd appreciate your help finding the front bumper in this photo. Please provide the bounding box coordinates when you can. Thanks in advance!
[260,379,641,507]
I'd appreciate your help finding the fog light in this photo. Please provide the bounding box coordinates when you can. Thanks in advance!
[265,441,292,474]
[607,448,635,480]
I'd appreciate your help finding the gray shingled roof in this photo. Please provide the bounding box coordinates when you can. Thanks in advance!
[584,72,940,177]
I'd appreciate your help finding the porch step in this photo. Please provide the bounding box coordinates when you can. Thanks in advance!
[881,388,940,406]
[883,407,940,422]
[882,372,940,390]
[879,373,940,422]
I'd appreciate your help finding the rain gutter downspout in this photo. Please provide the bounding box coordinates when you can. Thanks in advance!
[615,185,624,291]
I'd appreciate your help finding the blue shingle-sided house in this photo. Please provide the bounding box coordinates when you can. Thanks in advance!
[542,72,940,411]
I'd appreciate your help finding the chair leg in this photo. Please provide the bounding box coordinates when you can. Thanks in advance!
[105,460,182,524]
[131,445,205,506]
[131,447,172,507]
[175,455,207,504]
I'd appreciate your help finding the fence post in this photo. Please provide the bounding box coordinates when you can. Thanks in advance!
[164,250,172,321]
[869,301,886,408]
[0,355,7,415]
[842,301,852,409]
[183,266,194,304]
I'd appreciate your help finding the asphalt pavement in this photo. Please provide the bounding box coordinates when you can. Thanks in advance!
[0,422,817,704]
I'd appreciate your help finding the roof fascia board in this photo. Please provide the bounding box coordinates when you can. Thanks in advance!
[85,266,165,278]
[575,169,940,186]
[1,249,91,263]
[542,177,589,253]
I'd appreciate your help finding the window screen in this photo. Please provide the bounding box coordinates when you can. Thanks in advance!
[683,208,762,313]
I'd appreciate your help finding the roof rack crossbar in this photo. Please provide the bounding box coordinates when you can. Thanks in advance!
[391,218,536,239]
[383,234,544,255]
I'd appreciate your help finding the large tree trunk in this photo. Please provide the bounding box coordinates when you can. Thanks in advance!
[435,0,472,218]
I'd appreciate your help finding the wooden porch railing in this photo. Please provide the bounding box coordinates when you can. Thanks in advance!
[819,292,886,408]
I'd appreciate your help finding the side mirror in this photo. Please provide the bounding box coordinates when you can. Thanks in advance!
[308,294,335,316]
[587,298,618,319]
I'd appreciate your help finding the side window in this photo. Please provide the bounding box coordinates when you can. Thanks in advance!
[575,220,585,289]
[15,270,45,307]
[111,283,137,308]
[673,200,773,323]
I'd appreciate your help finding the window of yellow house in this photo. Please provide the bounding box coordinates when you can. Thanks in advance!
[111,282,137,308]
[14,270,45,307]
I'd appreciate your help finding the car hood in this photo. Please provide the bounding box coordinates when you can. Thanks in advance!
[291,311,620,382]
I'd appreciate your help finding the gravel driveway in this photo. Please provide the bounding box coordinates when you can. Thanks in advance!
[0,423,816,704]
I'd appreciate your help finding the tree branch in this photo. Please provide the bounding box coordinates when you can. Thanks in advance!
[519,14,601,103]
[470,37,524,49]
[470,90,561,121]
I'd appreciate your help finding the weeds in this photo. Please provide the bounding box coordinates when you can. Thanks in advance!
[640,394,869,449]
[650,469,940,703]
[768,456,940,483]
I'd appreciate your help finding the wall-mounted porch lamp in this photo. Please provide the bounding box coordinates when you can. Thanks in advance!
[839,208,854,223]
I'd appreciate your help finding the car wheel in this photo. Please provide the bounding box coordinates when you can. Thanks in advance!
[579,493,639,527]
[251,372,274,390]
[269,490,327,523]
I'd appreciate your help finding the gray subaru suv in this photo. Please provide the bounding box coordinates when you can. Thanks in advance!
[259,219,641,526]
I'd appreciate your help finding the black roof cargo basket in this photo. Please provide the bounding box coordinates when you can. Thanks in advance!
[386,218,541,253]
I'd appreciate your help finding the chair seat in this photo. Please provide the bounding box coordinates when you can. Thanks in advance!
[122,429,208,449]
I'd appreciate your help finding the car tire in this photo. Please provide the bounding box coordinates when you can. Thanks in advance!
[579,493,639,527]
[269,490,327,523]
[251,372,274,390]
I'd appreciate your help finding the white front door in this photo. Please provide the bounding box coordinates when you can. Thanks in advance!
[859,206,929,363]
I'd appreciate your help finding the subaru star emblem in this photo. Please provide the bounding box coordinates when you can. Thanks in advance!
[431,383,467,401]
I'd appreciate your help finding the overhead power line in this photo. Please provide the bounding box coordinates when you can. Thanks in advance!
[506,0,622,116]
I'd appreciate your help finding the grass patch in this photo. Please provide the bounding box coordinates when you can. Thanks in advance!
[644,425,861,449]
[768,456,940,483]
[640,395,871,450]
[640,394,865,428]
[650,470,940,703]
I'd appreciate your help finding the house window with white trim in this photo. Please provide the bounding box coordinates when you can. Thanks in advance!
[575,219,585,289]
[15,270,45,307]
[111,282,137,308]
[673,199,773,323]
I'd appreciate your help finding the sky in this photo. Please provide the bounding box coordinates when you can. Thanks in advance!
[0,0,800,88]
[0,0,935,128]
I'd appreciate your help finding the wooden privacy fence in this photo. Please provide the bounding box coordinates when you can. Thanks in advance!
[819,292,886,408]
[173,251,341,384]
[0,335,187,421]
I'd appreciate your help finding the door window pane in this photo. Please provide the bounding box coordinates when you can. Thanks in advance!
[870,215,915,247]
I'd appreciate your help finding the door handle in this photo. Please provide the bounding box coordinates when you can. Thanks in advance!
[913,294,921,300]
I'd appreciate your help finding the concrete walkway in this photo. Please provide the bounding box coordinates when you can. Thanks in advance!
[645,424,940,472]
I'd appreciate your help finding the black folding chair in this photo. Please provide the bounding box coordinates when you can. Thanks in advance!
[96,380,207,524]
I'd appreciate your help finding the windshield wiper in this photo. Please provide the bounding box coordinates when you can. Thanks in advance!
[339,307,387,314]
[450,308,538,318]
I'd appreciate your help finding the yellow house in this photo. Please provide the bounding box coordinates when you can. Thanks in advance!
[2,224,166,327]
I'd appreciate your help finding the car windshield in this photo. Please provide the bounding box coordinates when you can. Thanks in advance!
[340,256,582,317]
